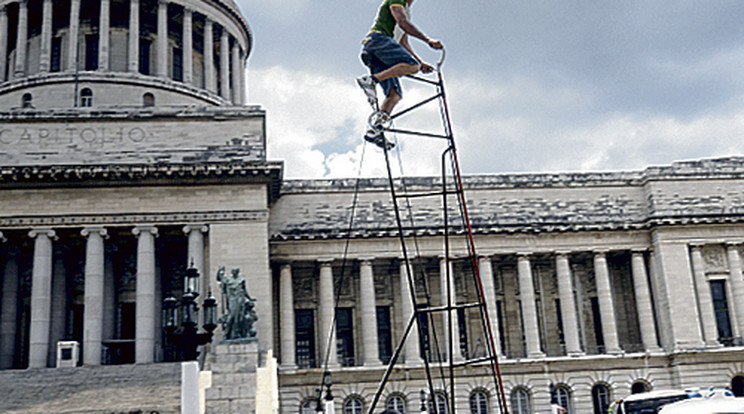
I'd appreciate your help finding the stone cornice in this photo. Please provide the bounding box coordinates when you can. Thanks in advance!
[0,210,269,228]
[0,161,283,201]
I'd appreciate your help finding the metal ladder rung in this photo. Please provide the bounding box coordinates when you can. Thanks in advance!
[452,356,498,368]
[416,301,484,314]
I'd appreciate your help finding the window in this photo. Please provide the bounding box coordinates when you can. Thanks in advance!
[377,306,393,364]
[386,394,406,414]
[295,309,316,369]
[143,93,155,107]
[457,308,469,358]
[511,388,531,414]
[336,307,355,366]
[50,37,62,72]
[631,381,649,394]
[732,375,744,397]
[80,88,93,107]
[344,397,364,414]
[21,93,33,108]
[592,384,611,414]
[139,39,151,75]
[470,390,489,414]
[710,280,733,344]
[85,35,99,71]
[554,385,572,414]
[430,392,449,414]
[172,47,183,81]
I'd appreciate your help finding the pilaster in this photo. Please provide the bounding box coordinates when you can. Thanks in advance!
[0,6,8,81]
[725,243,744,340]
[67,0,80,72]
[182,7,193,84]
[98,0,110,70]
[14,0,28,78]
[128,0,140,73]
[690,245,722,347]
[38,0,52,72]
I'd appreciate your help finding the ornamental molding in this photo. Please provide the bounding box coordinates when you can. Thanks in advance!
[0,210,269,228]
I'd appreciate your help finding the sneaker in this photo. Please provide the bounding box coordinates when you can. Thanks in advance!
[356,75,378,104]
[364,126,395,150]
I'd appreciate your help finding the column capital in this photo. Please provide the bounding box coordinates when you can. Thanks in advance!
[318,258,334,266]
[28,228,56,240]
[81,227,108,239]
[725,241,744,248]
[158,0,168,5]
[183,224,208,235]
[592,249,610,256]
[358,257,375,265]
[279,262,293,271]
[689,241,706,249]
[630,248,648,255]
[517,252,532,260]
[132,226,158,237]
[555,250,572,258]
[0,5,6,15]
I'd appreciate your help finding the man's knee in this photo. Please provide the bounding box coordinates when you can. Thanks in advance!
[404,63,421,74]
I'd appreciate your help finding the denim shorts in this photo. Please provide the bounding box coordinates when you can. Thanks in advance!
[360,31,418,97]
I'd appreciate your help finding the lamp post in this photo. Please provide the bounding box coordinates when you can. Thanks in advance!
[162,264,217,361]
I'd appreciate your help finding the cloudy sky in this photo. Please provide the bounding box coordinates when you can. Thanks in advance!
[235,0,744,179]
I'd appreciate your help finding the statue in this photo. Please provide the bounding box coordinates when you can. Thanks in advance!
[216,266,257,341]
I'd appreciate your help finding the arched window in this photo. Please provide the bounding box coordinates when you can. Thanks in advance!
[344,396,364,414]
[143,92,155,107]
[386,394,407,413]
[592,384,611,414]
[300,399,316,414]
[732,375,744,397]
[80,88,93,107]
[511,387,531,414]
[554,385,572,414]
[470,390,489,414]
[429,392,449,414]
[631,381,650,394]
[21,93,32,108]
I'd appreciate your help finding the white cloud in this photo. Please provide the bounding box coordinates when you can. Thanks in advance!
[247,65,744,180]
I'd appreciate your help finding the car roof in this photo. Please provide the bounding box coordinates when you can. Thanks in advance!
[622,390,689,402]
[658,397,744,414]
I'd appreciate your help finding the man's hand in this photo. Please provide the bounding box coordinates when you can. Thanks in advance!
[427,38,443,50]
[420,62,435,74]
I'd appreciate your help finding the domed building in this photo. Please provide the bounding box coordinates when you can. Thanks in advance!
[2,1,744,414]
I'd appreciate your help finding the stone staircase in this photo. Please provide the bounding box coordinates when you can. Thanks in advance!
[0,362,182,414]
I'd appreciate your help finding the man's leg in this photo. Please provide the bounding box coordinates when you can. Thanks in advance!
[381,88,401,115]
[373,63,420,83]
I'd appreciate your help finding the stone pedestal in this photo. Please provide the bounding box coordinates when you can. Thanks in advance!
[205,340,258,414]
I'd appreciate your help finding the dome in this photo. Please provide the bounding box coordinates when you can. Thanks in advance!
[0,0,253,110]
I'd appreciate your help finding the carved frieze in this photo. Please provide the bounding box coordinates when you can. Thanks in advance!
[702,245,727,272]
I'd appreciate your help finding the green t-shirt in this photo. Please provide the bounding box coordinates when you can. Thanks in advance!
[370,0,407,38]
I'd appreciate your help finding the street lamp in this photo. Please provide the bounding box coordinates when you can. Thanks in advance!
[162,264,217,361]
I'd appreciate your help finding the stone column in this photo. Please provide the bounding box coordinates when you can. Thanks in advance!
[318,259,338,367]
[593,251,621,354]
[219,29,230,100]
[0,6,8,81]
[28,229,56,368]
[156,0,168,77]
[67,0,80,72]
[400,260,422,365]
[0,246,18,369]
[98,0,110,70]
[279,263,296,369]
[183,225,207,295]
[631,251,661,352]
[440,257,463,361]
[133,226,158,363]
[14,0,28,78]
[479,255,503,357]
[47,254,67,366]
[556,253,583,356]
[128,0,139,73]
[359,258,381,366]
[690,245,721,347]
[726,244,744,339]
[517,254,544,358]
[231,43,241,104]
[239,50,246,104]
[82,227,107,365]
[203,18,215,92]
[182,7,193,84]
[38,0,53,72]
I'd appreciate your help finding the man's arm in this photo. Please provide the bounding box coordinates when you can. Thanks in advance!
[390,5,443,50]
[399,34,434,73]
